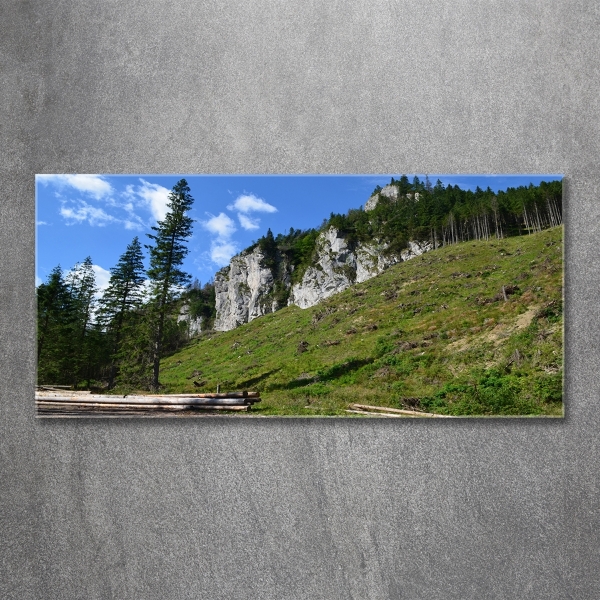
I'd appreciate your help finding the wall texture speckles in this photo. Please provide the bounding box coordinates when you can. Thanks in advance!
[2,1,599,598]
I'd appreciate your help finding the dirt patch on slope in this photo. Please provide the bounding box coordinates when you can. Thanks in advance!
[447,306,540,353]
[514,306,538,330]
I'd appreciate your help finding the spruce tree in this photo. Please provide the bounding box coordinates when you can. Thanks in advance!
[98,236,146,388]
[258,228,277,272]
[37,265,72,384]
[64,256,97,387]
[145,179,195,391]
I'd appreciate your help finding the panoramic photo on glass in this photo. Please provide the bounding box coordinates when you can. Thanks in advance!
[36,174,563,418]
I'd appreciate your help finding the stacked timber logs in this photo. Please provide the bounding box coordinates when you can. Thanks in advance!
[36,388,261,417]
[346,403,455,418]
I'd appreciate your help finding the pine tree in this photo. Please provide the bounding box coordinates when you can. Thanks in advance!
[258,228,278,272]
[37,265,72,384]
[145,179,195,391]
[98,236,146,388]
[398,175,411,195]
[64,256,97,387]
[424,174,433,193]
[113,311,154,391]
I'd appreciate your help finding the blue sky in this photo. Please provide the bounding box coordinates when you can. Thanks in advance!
[36,173,562,292]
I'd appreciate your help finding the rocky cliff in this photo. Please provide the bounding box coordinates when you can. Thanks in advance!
[177,304,204,337]
[207,176,562,332]
[287,227,357,309]
[365,184,420,211]
[214,247,291,331]
[213,226,432,330]
[288,227,431,308]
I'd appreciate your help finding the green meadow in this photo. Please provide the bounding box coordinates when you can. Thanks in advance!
[151,226,563,417]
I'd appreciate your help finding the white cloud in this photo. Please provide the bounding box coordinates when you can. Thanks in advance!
[37,174,113,200]
[227,193,277,214]
[202,212,237,238]
[35,275,42,287]
[238,214,260,230]
[60,201,118,227]
[92,264,112,292]
[210,240,238,266]
[200,212,240,267]
[136,179,171,222]
[225,193,276,233]
[123,219,143,230]
[37,175,151,230]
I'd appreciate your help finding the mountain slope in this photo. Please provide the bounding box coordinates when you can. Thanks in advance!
[156,226,563,416]
[211,178,562,331]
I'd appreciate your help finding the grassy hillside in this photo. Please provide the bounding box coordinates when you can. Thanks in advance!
[153,226,563,417]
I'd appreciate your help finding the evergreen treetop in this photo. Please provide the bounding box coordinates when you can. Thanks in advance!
[99,236,146,324]
[146,178,195,302]
[145,178,195,390]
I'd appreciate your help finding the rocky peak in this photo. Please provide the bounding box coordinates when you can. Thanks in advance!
[365,184,419,211]
[287,227,356,309]
[214,246,290,331]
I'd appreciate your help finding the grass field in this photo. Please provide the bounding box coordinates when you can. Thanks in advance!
[147,226,563,417]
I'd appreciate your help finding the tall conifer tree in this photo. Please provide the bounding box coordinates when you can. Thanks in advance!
[37,265,72,383]
[65,256,97,387]
[145,179,194,391]
[98,236,146,388]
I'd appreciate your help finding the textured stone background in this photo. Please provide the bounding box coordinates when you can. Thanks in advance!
[2,2,598,598]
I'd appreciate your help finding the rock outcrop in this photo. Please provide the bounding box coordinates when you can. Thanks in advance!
[177,304,204,338]
[365,184,419,211]
[364,184,400,211]
[355,241,401,283]
[214,247,290,331]
[212,207,435,330]
[287,227,357,309]
[213,227,435,330]
[287,228,433,309]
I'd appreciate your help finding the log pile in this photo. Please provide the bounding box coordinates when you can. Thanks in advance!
[346,403,455,418]
[36,387,261,417]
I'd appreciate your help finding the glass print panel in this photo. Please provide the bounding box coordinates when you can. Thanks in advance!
[36,174,563,418]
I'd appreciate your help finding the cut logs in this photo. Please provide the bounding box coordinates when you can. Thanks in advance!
[36,389,261,417]
[347,403,455,418]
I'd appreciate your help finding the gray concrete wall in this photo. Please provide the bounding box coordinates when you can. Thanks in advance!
[2,2,598,598]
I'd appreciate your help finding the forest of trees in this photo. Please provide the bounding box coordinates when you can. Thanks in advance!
[36,179,212,391]
[250,176,562,287]
[37,176,561,391]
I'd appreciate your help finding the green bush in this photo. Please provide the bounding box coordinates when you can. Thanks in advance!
[533,373,563,403]
[374,336,395,358]
[421,369,546,415]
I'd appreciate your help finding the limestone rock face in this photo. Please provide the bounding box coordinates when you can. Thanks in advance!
[365,185,419,211]
[355,242,401,283]
[364,184,400,211]
[401,239,432,260]
[212,227,435,329]
[288,227,357,309]
[214,247,287,331]
[288,228,435,309]
[177,304,203,338]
